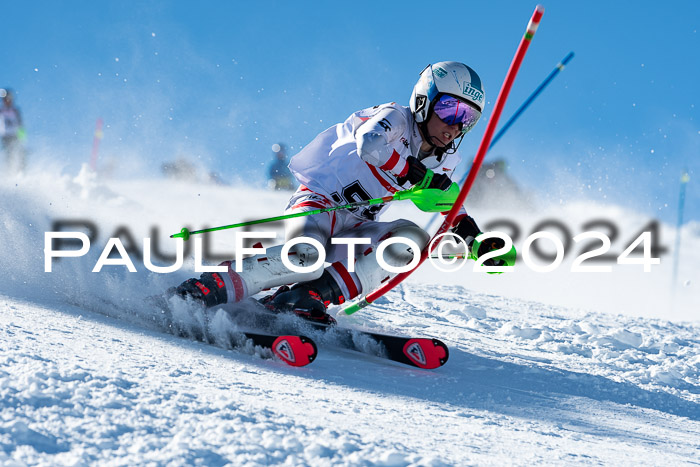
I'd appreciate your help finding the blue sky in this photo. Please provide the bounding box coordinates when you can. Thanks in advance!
[1,1,698,223]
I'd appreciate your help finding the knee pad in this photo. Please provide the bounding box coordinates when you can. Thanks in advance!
[287,241,322,268]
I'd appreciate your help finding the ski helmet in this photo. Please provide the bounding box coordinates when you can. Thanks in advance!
[410,61,485,135]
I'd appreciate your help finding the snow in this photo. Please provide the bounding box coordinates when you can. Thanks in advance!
[1,166,699,465]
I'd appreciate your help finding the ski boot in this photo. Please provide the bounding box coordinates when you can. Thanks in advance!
[260,270,343,326]
[173,272,229,308]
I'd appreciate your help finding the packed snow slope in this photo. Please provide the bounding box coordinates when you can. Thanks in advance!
[1,167,699,465]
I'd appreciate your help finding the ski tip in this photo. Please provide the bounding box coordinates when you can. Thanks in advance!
[272,335,318,367]
[402,338,449,369]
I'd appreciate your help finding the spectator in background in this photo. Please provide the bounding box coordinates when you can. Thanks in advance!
[469,158,531,209]
[267,143,296,191]
[1,88,26,174]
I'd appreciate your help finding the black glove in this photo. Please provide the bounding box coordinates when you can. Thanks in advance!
[473,236,506,266]
[400,156,453,191]
[453,215,480,243]
[453,216,505,266]
[427,172,452,191]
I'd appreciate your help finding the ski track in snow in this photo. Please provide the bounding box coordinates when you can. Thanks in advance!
[1,170,699,465]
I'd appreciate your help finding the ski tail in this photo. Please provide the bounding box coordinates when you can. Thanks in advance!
[361,332,449,369]
[239,332,318,367]
[270,335,318,367]
[401,338,449,369]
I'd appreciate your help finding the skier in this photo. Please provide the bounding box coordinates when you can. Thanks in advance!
[172,62,513,324]
[1,88,26,174]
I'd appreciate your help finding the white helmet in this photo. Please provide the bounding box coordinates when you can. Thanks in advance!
[410,61,485,126]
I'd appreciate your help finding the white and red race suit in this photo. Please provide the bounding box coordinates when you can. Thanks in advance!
[216,103,473,305]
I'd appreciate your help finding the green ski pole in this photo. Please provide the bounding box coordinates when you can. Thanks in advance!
[171,183,459,241]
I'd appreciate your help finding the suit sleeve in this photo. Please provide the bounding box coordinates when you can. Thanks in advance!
[355,107,409,178]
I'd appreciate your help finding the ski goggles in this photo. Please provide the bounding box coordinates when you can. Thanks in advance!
[433,94,481,134]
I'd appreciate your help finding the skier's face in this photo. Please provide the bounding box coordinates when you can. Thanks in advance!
[425,111,462,148]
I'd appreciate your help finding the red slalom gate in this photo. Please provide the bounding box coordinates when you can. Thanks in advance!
[342,5,546,316]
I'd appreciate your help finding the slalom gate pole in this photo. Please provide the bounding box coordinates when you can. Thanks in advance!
[90,118,104,171]
[671,168,690,310]
[342,5,545,315]
[424,50,574,231]
[489,51,573,150]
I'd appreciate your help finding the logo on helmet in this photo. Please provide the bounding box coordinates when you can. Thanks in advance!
[463,83,484,104]
[415,95,427,113]
[433,66,448,78]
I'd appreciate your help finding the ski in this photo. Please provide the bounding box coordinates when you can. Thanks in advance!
[354,331,449,369]
[309,323,449,369]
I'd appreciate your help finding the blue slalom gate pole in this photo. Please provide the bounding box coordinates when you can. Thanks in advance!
[489,51,574,150]
[671,168,690,310]
[424,51,575,231]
